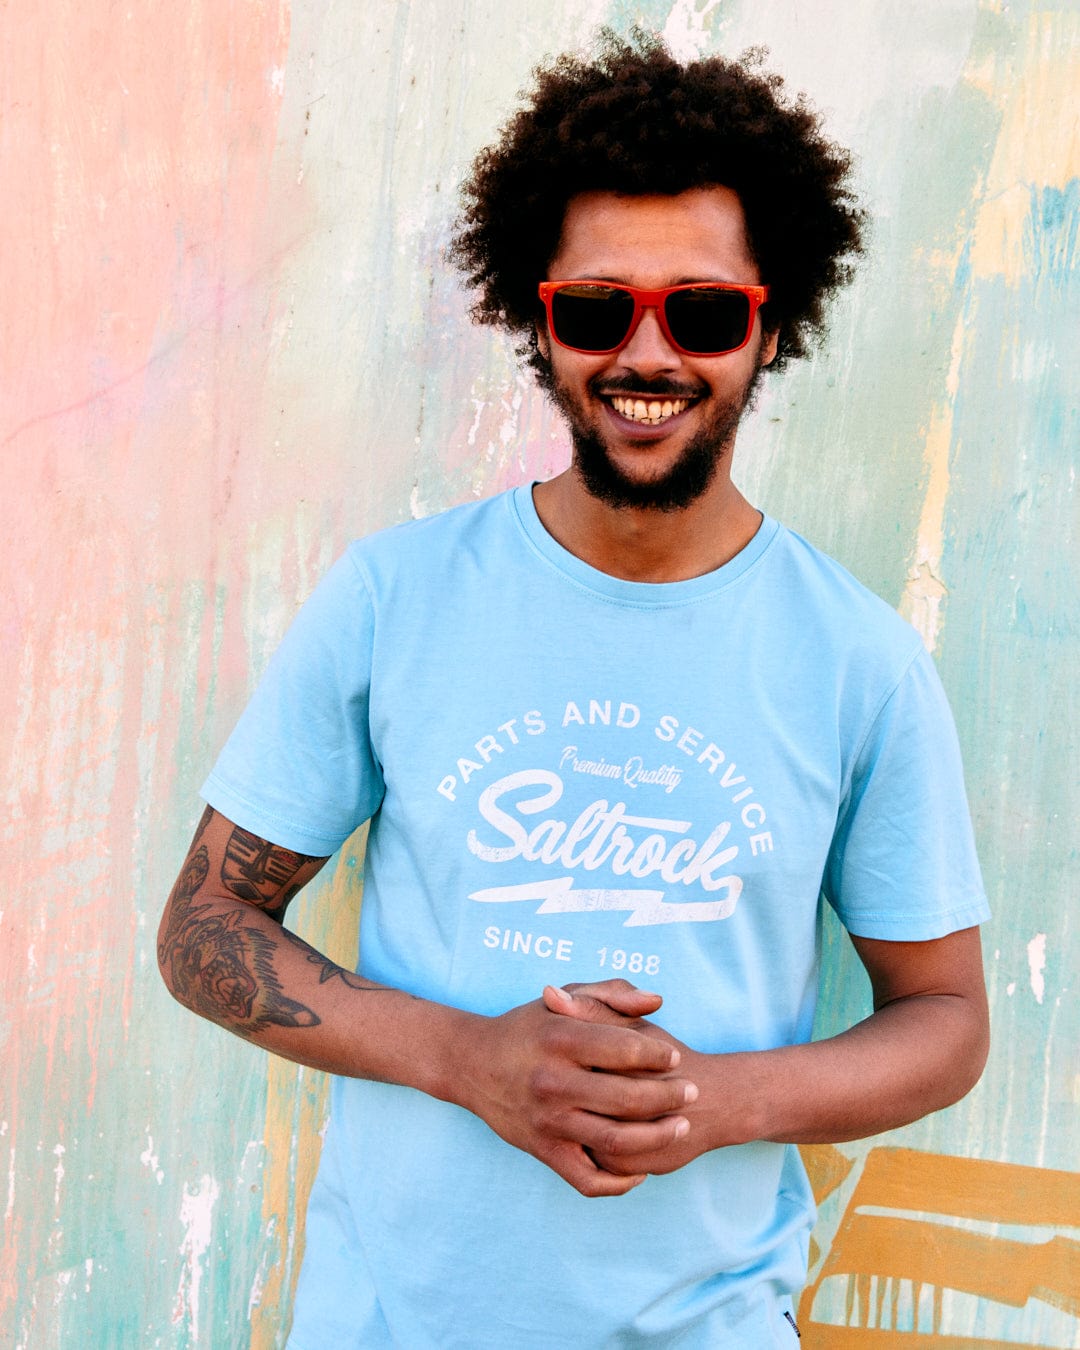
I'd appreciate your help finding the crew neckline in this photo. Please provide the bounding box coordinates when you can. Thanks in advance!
[509,483,780,608]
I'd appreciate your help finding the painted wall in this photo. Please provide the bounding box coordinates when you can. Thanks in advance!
[2,0,1076,1344]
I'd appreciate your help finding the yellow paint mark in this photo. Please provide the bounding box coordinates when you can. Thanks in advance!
[969,8,1080,282]
[799,1146,1080,1341]
[800,1143,856,1207]
[249,830,366,1350]
[899,311,966,652]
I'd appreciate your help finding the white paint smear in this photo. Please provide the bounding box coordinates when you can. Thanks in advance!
[140,1132,164,1185]
[663,0,724,60]
[52,1143,66,1208]
[53,1267,74,1306]
[1027,933,1047,1005]
[173,1175,221,1342]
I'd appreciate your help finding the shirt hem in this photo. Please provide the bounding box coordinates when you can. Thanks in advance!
[840,896,991,941]
[201,773,352,856]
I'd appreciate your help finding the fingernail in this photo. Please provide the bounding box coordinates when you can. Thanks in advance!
[684,1082,699,1104]
[674,1118,690,1139]
[669,1049,681,1068]
[546,984,571,1002]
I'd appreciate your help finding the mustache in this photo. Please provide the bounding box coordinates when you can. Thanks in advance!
[590,374,705,400]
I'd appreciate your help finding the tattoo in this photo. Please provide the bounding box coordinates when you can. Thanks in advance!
[160,844,321,1032]
[192,804,214,847]
[306,951,368,990]
[221,826,315,909]
[276,925,368,991]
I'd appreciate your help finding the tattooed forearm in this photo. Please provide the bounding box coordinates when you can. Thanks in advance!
[159,843,321,1033]
[306,950,369,990]
[273,924,370,991]
[221,825,317,911]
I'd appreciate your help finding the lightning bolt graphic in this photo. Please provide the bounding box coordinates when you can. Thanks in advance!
[468,876,740,927]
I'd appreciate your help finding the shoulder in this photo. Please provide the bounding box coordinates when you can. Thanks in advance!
[344,490,518,594]
[764,523,924,680]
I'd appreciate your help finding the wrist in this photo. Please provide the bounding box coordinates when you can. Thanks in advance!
[693,1049,773,1150]
[416,1004,491,1109]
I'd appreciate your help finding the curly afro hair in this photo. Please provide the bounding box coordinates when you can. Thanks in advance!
[450,31,864,384]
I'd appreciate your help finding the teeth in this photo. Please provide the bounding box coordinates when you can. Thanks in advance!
[610,396,692,425]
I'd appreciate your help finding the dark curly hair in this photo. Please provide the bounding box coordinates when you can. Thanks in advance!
[450,31,864,383]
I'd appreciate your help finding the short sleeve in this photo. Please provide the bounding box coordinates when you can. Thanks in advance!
[201,550,385,855]
[823,645,990,940]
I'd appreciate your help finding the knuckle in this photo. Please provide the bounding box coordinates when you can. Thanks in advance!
[528,1065,561,1103]
[621,1081,652,1114]
[542,1019,572,1051]
[595,1124,625,1156]
[622,1034,658,1070]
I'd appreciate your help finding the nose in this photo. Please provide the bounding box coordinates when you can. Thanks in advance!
[616,304,681,376]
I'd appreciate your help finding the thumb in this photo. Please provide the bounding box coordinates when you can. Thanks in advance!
[542,981,663,1022]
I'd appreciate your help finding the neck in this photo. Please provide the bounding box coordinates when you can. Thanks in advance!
[532,469,762,583]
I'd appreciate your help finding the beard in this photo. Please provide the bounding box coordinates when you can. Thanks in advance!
[551,366,764,513]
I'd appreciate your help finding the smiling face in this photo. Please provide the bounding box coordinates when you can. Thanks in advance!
[538,187,778,513]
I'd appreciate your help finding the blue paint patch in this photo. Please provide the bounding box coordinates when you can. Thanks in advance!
[1024,179,1080,291]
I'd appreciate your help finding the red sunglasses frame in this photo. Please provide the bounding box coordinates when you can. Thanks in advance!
[538,279,770,357]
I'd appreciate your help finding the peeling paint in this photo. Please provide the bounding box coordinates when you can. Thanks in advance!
[51,1145,65,1210]
[897,309,965,652]
[173,1175,221,1342]
[1027,933,1047,1006]
[140,1133,165,1186]
[662,0,725,60]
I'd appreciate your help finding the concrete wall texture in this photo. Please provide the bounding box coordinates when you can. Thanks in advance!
[2,0,1077,1344]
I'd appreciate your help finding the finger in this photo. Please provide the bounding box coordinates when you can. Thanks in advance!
[545,981,664,1019]
[557,1065,698,1121]
[587,1149,659,1178]
[573,1110,691,1158]
[588,1143,686,1178]
[546,1018,681,1074]
[546,1140,648,1197]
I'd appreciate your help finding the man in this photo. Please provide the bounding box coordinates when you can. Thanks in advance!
[159,34,990,1348]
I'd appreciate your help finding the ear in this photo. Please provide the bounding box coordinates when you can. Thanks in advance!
[535,319,551,362]
[759,325,779,367]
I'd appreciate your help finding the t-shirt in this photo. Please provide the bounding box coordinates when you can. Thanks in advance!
[203,485,989,1349]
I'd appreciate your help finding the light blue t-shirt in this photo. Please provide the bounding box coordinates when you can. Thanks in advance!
[203,486,989,1349]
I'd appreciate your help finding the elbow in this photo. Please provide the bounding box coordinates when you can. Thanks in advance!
[156,907,189,1010]
[944,997,991,1107]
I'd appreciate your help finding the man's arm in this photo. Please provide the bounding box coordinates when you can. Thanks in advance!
[547,927,989,1175]
[158,806,699,1196]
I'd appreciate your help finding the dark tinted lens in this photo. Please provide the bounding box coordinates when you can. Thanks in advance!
[664,287,751,354]
[550,285,635,351]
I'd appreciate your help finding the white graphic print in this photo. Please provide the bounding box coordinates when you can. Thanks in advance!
[466,769,742,927]
[560,745,683,793]
[435,698,776,943]
[469,877,740,927]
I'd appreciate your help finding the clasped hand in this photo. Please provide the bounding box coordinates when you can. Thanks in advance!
[461,979,700,1197]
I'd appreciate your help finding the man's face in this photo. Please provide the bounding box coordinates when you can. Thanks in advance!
[538,187,778,512]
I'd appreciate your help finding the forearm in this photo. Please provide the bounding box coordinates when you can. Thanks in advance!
[553,928,989,1175]
[157,880,476,1099]
[697,991,990,1149]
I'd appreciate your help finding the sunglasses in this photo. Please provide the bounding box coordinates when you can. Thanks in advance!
[538,280,770,358]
